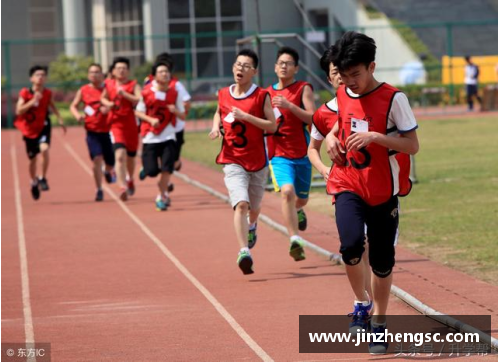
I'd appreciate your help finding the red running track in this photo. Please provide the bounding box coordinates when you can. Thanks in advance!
[2,128,497,361]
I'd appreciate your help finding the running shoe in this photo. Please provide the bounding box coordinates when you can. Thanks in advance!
[237,250,254,275]
[348,301,373,336]
[139,168,146,181]
[369,322,388,355]
[155,198,167,211]
[164,194,171,207]
[95,189,104,202]
[174,160,182,171]
[289,237,306,261]
[119,188,128,201]
[127,179,135,196]
[248,224,258,249]
[167,183,174,193]
[31,181,40,201]
[38,177,49,191]
[297,209,307,231]
[104,170,116,184]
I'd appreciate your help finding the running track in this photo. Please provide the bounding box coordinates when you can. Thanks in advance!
[2,128,497,361]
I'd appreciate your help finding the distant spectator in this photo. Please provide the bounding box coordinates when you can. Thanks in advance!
[464,55,482,111]
[399,53,426,85]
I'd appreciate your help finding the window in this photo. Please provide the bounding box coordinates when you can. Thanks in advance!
[194,0,215,18]
[221,21,243,47]
[197,52,218,78]
[169,23,191,49]
[195,22,217,48]
[168,0,190,19]
[220,0,242,17]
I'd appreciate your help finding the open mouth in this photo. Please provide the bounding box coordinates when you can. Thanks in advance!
[236,72,243,80]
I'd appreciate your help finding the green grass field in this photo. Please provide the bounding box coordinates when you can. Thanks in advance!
[182,115,498,284]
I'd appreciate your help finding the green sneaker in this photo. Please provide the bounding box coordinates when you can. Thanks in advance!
[248,224,257,249]
[237,250,254,275]
[155,198,167,211]
[289,238,306,261]
[297,209,307,231]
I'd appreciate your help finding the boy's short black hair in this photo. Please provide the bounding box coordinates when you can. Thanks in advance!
[236,49,259,69]
[464,55,471,62]
[320,45,339,78]
[151,61,171,76]
[88,63,102,71]
[29,65,48,77]
[155,52,174,71]
[333,31,376,72]
[276,46,299,65]
[111,57,130,70]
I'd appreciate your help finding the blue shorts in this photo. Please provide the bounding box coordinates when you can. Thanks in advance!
[86,131,115,167]
[269,156,312,199]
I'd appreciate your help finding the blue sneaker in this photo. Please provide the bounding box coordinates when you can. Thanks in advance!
[248,224,257,249]
[348,301,372,336]
[369,323,388,355]
[237,250,254,275]
[155,198,167,211]
[95,189,104,202]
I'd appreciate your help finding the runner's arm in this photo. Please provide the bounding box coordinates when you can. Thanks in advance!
[69,89,84,122]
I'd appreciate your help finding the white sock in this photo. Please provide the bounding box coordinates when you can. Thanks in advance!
[249,222,257,230]
[156,194,163,201]
[354,299,371,307]
[31,179,38,186]
[240,247,250,254]
[290,235,301,242]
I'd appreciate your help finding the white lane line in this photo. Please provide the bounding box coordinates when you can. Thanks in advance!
[10,135,37,362]
[174,170,499,351]
[62,141,274,362]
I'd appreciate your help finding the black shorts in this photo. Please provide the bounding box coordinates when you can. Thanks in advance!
[86,130,115,166]
[23,121,51,159]
[174,130,185,162]
[142,140,176,177]
[335,192,399,277]
[113,143,137,158]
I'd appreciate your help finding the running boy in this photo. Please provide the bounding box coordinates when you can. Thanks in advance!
[325,32,418,354]
[141,53,191,193]
[308,45,372,302]
[15,65,66,200]
[70,63,115,201]
[267,47,316,262]
[135,61,185,211]
[209,49,276,275]
[101,57,141,201]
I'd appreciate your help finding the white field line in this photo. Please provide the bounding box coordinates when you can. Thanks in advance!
[63,142,274,362]
[174,171,498,350]
[10,136,37,362]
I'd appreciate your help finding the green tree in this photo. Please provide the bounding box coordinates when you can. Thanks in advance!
[48,54,95,91]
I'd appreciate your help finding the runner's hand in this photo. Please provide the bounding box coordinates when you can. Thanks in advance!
[209,128,221,140]
[325,132,346,165]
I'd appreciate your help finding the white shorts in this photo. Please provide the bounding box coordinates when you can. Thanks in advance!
[223,164,268,210]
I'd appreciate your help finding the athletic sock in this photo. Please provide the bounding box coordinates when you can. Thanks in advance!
[240,247,250,254]
[354,299,371,307]
[249,222,257,230]
[290,235,301,242]
[31,179,38,186]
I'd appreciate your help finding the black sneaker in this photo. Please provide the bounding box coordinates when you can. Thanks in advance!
[297,209,307,231]
[167,183,174,193]
[104,170,116,184]
[31,182,40,201]
[237,250,254,275]
[39,177,49,191]
[138,168,146,181]
[95,189,104,202]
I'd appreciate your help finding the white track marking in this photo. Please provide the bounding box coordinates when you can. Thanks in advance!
[62,142,274,362]
[10,136,37,362]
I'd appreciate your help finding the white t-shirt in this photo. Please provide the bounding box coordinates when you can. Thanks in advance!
[137,80,185,144]
[311,98,338,141]
[465,64,479,85]
[173,81,191,132]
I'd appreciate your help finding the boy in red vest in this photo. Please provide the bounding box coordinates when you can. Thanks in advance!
[209,49,277,275]
[70,63,116,201]
[15,65,66,200]
[101,57,141,201]
[325,32,419,354]
[308,45,373,306]
[267,47,316,262]
[135,62,185,211]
